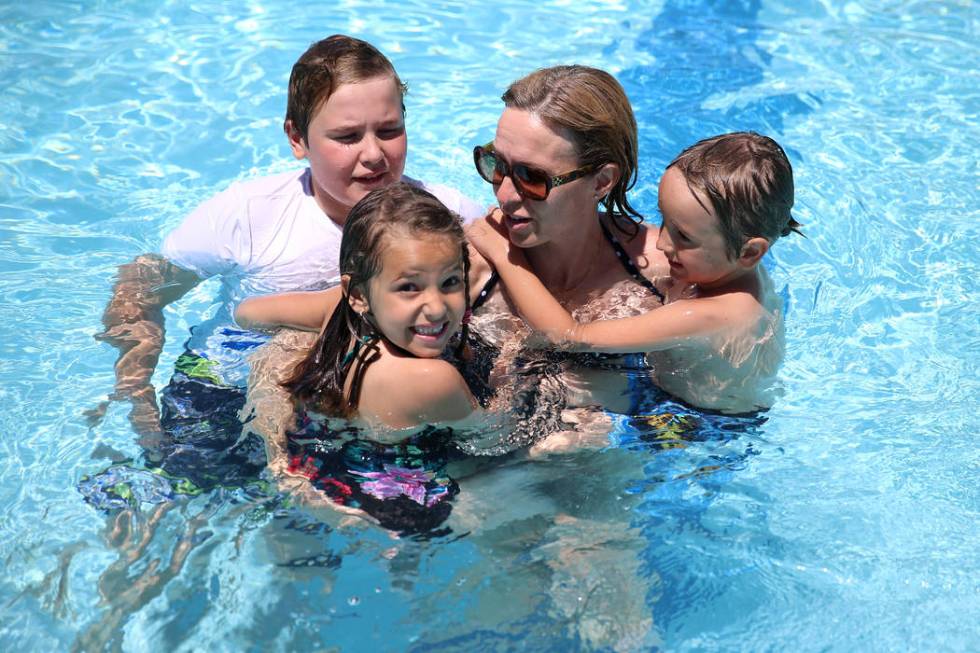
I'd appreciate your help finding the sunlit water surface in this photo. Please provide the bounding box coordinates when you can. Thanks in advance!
[1,1,977,651]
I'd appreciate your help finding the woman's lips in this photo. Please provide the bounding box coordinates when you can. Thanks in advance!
[504,213,532,232]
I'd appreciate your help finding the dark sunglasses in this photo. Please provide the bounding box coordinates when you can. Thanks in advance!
[473,143,596,201]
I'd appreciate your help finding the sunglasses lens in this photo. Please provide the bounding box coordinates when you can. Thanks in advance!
[513,165,549,200]
[474,148,501,184]
[472,146,550,200]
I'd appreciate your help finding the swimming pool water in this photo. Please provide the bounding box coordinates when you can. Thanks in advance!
[1,1,978,651]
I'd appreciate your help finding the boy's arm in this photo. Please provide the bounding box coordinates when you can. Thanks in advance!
[95,254,201,436]
[95,184,251,436]
[235,287,342,331]
[469,215,734,353]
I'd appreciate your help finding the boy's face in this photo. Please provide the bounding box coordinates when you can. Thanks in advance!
[655,167,745,289]
[288,75,407,224]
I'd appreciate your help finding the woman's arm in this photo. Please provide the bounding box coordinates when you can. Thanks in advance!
[235,287,342,331]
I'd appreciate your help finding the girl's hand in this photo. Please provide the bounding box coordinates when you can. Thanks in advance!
[466,209,511,265]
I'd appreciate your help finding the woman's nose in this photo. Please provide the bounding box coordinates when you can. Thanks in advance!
[494,174,522,209]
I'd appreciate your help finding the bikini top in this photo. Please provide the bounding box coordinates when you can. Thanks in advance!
[599,220,665,303]
[470,219,664,311]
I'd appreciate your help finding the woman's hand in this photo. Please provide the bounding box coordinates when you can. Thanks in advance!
[466,209,512,265]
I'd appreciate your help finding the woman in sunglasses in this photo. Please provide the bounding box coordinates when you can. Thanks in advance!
[465,65,663,325]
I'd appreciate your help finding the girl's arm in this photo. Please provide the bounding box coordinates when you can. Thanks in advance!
[468,216,734,354]
[235,286,342,331]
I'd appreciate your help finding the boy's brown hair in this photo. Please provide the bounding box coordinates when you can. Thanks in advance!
[668,131,801,259]
[285,35,406,142]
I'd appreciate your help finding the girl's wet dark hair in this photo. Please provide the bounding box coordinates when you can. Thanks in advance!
[282,182,470,417]
[668,131,801,260]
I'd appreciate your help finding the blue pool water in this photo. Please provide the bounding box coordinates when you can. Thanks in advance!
[2,1,978,651]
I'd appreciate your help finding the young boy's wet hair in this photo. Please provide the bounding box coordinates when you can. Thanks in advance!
[285,34,407,142]
[284,182,470,417]
[668,131,801,259]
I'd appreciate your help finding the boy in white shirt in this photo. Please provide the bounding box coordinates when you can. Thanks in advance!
[97,35,482,437]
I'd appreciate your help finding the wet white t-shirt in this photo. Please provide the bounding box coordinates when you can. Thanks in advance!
[159,168,485,384]
[162,167,485,301]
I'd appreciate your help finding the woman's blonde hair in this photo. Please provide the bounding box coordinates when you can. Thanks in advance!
[502,65,642,235]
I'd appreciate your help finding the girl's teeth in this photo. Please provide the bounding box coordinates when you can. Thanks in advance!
[415,324,443,336]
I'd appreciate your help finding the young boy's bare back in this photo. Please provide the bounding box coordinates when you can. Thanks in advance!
[646,262,784,413]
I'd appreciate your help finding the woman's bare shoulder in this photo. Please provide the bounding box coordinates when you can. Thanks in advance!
[608,216,669,279]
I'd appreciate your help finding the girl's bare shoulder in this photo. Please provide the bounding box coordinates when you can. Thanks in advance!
[360,355,473,427]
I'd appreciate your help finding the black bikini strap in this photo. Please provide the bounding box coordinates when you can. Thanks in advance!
[600,220,665,303]
[471,271,499,311]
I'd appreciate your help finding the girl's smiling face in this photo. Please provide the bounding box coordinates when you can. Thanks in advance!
[354,231,466,358]
[655,167,743,289]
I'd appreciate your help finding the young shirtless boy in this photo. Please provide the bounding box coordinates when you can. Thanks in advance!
[469,131,801,414]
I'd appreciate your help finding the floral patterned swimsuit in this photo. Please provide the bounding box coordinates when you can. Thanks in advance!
[286,412,459,536]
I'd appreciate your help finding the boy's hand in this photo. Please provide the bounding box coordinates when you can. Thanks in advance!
[466,209,511,265]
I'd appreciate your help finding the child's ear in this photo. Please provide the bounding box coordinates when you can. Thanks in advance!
[284,120,308,161]
[592,163,620,203]
[738,237,770,267]
[342,275,370,314]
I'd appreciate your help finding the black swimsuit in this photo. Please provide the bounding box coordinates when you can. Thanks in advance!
[287,413,459,536]
[599,220,665,302]
[471,220,664,310]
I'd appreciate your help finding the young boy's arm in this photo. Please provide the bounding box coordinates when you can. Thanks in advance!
[468,216,738,354]
[235,287,341,331]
